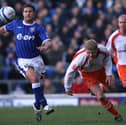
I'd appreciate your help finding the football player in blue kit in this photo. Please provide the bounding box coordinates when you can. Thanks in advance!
[0,4,54,122]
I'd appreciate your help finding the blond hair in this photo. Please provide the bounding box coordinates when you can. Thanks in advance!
[84,39,98,50]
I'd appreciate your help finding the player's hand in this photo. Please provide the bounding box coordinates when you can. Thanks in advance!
[37,41,51,52]
[65,90,73,96]
[36,45,48,52]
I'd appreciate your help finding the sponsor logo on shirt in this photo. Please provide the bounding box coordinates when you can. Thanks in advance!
[16,33,35,40]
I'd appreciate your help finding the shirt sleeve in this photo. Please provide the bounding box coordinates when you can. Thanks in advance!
[4,20,15,32]
[38,25,50,44]
[102,47,112,76]
[99,45,112,76]
[104,54,112,76]
[106,36,114,57]
[64,53,86,91]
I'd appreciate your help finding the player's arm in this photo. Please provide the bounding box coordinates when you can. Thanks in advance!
[0,25,8,35]
[37,25,52,52]
[64,54,85,96]
[103,51,113,87]
[37,39,52,52]
[99,45,113,77]
[106,36,114,57]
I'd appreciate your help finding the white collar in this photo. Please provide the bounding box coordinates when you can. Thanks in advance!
[23,20,35,25]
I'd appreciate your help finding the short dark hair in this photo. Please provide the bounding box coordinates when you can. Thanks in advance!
[23,4,36,12]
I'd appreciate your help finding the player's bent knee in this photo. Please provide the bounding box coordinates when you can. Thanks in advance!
[94,91,104,100]
[30,76,38,83]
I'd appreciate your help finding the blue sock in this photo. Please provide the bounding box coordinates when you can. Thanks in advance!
[32,83,47,109]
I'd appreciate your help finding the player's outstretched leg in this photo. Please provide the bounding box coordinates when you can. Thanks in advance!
[90,84,123,122]
[100,97,123,122]
[32,103,42,122]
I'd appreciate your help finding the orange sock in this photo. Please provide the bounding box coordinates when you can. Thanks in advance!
[100,98,120,116]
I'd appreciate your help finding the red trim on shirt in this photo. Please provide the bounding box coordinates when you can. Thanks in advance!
[111,30,120,63]
[72,49,86,60]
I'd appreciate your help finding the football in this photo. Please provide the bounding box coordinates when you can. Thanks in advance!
[0,6,16,24]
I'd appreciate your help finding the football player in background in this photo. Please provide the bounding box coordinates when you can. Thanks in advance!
[106,14,126,89]
[64,39,123,121]
[0,4,54,122]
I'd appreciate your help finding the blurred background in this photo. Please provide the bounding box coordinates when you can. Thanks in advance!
[0,0,126,96]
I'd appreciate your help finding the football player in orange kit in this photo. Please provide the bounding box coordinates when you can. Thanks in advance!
[64,39,123,121]
[106,14,126,88]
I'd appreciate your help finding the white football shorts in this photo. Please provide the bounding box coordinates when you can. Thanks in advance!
[15,56,46,78]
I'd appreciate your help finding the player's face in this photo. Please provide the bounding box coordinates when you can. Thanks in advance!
[23,7,35,23]
[118,16,126,32]
[86,49,98,59]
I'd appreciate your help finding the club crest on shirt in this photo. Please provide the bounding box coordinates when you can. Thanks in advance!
[30,27,35,32]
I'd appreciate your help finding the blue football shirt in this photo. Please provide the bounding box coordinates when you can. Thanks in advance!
[5,20,50,58]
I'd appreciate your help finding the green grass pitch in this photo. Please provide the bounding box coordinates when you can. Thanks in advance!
[0,105,125,125]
